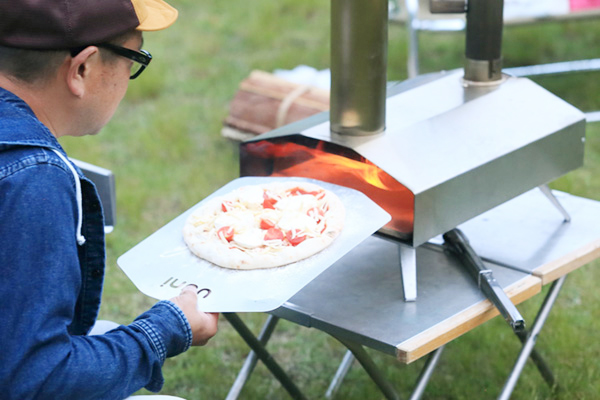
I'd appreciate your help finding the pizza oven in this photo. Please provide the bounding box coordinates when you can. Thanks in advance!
[239,0,586,300]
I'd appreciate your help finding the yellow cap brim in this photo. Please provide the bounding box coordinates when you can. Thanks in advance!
[132,0,178,31]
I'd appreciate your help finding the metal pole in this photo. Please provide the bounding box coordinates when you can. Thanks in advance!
[226,315,280,400]
[408,346,445,400]
[515,330,557,390]
[335,336,400,400]
[223,313,307,400]
[405,0,420,78]
[325,350,355,399]
[498,275,567,400]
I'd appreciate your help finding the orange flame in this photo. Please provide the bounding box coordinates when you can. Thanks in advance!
[312,151,394,190]
[242,140,415,235]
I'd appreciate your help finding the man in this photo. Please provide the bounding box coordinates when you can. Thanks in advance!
[0,1,219,399]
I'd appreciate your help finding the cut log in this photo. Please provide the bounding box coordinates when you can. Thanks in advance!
[223,70,329,140]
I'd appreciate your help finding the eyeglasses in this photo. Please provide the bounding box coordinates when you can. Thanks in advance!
[96,43,152,80]
[70,43,152,80]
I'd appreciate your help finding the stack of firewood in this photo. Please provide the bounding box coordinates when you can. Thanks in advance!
[222,70,330,141]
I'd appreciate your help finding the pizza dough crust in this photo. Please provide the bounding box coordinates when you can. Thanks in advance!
[183,181,345,270]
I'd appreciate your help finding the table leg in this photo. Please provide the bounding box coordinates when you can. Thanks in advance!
[498,275,566,400]
[514,330,557,390]
[325,350,355,399]
[226,315,280,400]
[334,336,400,400]
[326,343,446,400]
[408,345,445,400]
[223,313,306,400]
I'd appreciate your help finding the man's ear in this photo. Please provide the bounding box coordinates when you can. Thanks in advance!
[65,46,99,98]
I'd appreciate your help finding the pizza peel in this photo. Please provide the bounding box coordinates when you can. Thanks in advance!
[117,176,391,312]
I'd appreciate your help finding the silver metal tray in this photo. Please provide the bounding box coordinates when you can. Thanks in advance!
[117,177,391,312]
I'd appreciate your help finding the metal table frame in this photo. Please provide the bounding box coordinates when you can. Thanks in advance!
[222,190,600,399]
[223,275,565,400]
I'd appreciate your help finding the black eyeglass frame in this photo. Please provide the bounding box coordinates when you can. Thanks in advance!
[70,43,152,80]
[97,43,152,80]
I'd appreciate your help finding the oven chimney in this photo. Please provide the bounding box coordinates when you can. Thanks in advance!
[464,0,504,82]
[430,0,505,82]
[330,0,388,136]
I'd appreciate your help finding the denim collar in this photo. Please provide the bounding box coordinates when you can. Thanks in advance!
[0,86,65,153]
[0,86,86,244]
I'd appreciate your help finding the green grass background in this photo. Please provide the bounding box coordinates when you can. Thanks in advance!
[60,1,599,398]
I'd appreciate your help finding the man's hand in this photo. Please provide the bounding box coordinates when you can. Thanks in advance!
[171,285,219,346]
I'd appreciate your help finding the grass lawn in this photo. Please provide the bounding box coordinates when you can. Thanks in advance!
[60,1,599,398]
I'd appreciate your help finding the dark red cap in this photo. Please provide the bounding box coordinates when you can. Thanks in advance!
[0,0,178,49]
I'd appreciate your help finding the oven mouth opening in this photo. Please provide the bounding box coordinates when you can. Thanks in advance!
[240,134,415,240]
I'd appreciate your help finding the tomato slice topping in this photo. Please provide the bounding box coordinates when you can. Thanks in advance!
[320,223,327,234]
[221,201,233,212]
[288,187,322,197]
[263,198,277,209]
[217,226,234,242]
[307,207,325,222]
[262,191,278,209]
[264,228,284,241]
[286,229,306,246]
[260,218,276,230]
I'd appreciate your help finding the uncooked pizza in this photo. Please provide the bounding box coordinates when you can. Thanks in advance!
[183,181,345,270]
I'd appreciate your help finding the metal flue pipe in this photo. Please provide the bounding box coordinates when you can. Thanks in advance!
[330,0,388,136]
[464,0,505,82]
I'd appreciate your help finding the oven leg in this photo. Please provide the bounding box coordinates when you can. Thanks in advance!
[498,275,566,400]
[223,313,306,400]
[226,314,280,400]
[399,244,417,301]
[538,184,571,222]
[325,350,355,399]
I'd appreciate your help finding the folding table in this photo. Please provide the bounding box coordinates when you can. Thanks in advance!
[223,189,600,399]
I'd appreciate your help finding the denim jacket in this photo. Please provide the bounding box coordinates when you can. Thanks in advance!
[0,87,192,399]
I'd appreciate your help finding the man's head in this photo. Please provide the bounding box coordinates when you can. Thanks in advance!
[0,30,142,85]
[0,0,177,136]
[0,0,178,50]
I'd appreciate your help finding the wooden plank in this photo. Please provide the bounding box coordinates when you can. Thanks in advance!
[533,237,600,285]
[396,275,542,364]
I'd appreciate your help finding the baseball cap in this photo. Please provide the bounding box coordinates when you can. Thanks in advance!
[0,0,178,50]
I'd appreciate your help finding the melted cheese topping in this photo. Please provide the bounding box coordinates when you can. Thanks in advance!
[199,186,331,250]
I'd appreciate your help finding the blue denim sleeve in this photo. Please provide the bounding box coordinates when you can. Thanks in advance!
[0,162,192,400]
